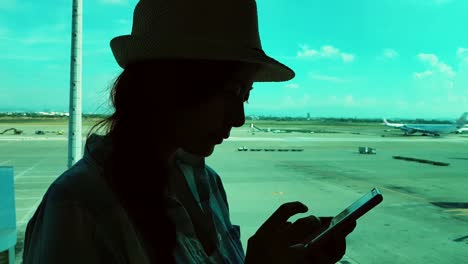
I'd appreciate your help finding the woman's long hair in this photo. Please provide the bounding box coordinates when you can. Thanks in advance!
[88,59,247,263]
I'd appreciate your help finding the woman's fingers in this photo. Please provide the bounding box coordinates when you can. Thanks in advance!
[318,217,356,238]
[305,236,347,264]
[319,217,333,228]
[261,202,308,232]
[286,215,322,245]
[342,220,357,236]
[246,202,311,264]
[248,202,355,264]
[325,236,347,263]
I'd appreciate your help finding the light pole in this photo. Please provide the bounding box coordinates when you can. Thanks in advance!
[68,0,83,168]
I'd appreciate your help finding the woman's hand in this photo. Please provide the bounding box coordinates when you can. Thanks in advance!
[244,201,356,264]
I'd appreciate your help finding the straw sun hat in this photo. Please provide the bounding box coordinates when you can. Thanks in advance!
[110,0,295,82]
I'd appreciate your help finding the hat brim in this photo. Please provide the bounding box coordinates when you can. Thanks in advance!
[110,35,295,82]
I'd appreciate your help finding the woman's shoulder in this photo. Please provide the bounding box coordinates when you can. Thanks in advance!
[44,158,117,213]
[44,134,116,208]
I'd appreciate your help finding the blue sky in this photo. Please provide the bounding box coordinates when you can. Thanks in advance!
[1,0,468,119]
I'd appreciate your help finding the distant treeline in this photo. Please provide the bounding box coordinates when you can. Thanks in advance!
[0,113,108,118]
[0,112,454,124]
[246,116,453,124]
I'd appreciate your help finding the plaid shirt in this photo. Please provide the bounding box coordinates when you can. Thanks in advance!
[170,149,245,263]
[23,134,245,264]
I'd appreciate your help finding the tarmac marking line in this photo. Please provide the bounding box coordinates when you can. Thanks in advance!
[445,208,468,216]
[0,137,67,141]
[15,175,56,178]
[0,159,12,165]
[14,160,46,180]
[453,235,468,243]
[15,181,55,185]
[15,207,38,211]
[16,220,29,227]
[15,188,44,191]
[15,196,42,200]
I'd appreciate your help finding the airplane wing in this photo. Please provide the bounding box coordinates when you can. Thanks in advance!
[399,125,433,135]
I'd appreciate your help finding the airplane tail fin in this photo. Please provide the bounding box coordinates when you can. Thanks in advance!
[456,112,468,127]
[383,118,390,125]
[250,123,263,132]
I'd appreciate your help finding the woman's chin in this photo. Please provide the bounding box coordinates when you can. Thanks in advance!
[185,144,216,158]
[200,145,216,157]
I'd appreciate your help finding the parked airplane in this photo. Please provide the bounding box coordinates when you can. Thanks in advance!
[457,125,468,134]
[250,123,291,133]
[383,112,467,136]
[249,123,321,134]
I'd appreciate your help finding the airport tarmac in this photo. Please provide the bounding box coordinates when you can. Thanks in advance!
[1,123,467,263]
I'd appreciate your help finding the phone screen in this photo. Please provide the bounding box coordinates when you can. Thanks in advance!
[305,188,383,248]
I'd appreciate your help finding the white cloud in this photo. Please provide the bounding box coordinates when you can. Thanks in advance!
[322,45,340,57]
[297,46,318,57]
[297,45,355,63]
[418,53,438,65]
[457,48,468,57]
[416,53,455,78]
[341,53,355,63]
[285,83,299,89]
[100,0,128,5]
[411,50,468,112]
[381,49,399,59]
[414,70,433,79]
[438,63,455,77]
[344,95,354,106]
[309,73,349,83]
[457,48,468,63]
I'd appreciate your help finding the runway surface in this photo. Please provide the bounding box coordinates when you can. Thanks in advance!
[1,124,467,263]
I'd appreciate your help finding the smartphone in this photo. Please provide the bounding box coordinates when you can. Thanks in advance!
[305,187,383,248]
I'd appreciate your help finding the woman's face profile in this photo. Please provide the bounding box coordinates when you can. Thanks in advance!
[174,63,257,157]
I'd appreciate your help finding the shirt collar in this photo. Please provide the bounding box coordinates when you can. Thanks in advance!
[174,148,205,168]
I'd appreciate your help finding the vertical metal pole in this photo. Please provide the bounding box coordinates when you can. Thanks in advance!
[0,166,16,264]
[68,0,83,168]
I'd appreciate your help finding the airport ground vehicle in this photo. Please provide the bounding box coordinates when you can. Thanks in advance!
[0,128,23,135]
